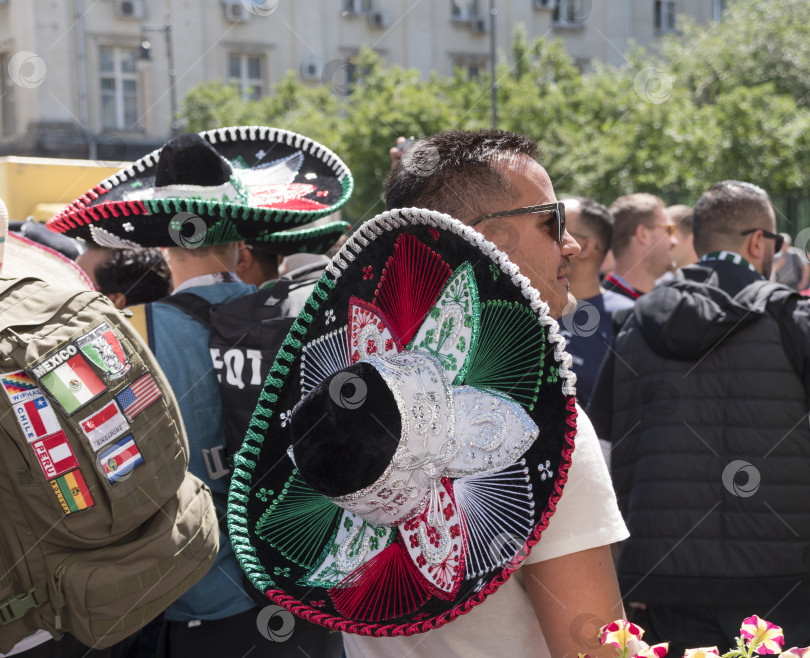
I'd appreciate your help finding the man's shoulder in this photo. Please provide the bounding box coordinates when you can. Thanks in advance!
[598,289,636,312]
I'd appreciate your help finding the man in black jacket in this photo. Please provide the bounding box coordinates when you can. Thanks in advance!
[588,180,810,653]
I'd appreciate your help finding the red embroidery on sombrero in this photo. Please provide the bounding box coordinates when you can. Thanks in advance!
[373,234,452,346]
[329,540,431,622]
[253,183,329,210]
[348,297,404,364]
[399,479,465,600]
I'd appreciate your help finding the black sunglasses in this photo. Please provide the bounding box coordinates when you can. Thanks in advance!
[740,228,784,252]
[470,202,567,244]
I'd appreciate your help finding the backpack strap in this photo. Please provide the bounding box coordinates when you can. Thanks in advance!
[157,293,213,329]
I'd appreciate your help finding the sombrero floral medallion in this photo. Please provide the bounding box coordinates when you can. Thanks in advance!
[47,126,352,252]
[228,208,578,636]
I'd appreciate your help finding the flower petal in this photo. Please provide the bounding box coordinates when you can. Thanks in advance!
[683,648,721,658]
[739,615,784,654]
[633,641,668,657]
[599,620,645,650]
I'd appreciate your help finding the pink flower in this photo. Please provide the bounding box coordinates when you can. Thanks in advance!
[633,642,668,657]
[682,648,721,658]
[783,649,810,658]
[740,615,784,654]
[600,620,645,651]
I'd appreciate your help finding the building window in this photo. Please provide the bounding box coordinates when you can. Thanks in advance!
[229,54,264,101]
[342,0,371,14]
[451,56,488,81]
[713,0,726,21]
[99,47,140,131]
[654,0,677,33]
[0,52,15,136]
[552,0,586,26]
[451,0,480,21]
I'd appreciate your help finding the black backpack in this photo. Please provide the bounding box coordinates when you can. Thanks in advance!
[133,261,325,463]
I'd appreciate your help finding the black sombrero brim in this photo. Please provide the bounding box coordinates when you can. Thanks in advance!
[46,126,353,248]
[228,208,579,636]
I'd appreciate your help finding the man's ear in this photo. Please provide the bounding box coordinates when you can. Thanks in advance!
[634,223,649,247]
[745,230,765,262]
[235,244,253,277]
[576,236,597,261]
[107,291,127,309]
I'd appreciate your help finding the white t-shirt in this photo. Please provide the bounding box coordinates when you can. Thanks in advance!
[343,405,629,658]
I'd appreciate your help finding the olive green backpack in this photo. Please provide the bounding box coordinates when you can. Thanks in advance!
[0,276,219,651]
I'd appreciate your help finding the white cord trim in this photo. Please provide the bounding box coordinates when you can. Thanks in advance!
[327,208,577,395]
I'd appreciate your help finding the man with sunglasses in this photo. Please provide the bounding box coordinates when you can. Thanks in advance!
[345,130,632,658]
[588,180,810,654]
[603,193,677,300]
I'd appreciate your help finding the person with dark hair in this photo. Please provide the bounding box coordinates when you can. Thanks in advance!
[588,180,810,654]
[342,129,632,658]
[603,193,677,300]
[77,246,171,308]
[558,197,633,409]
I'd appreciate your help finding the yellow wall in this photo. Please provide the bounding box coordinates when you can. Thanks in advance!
[0,157,129,222]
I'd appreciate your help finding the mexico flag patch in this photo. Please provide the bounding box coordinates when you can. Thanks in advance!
[50,469,95,514]
[74,323,131,380]
[34,349,106,415]
[98,435,143,483]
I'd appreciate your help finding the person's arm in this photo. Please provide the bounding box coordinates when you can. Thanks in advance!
[524,545,625,657]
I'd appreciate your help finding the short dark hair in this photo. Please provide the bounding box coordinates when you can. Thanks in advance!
[564,196,613,255]
[384,130,540,222]
[95,248,172,305]
[609,193,665,258]
[693,181,772,256]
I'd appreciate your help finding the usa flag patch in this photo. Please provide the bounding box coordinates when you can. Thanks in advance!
[115,372,162,421]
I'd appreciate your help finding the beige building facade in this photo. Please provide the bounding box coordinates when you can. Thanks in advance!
[0,0,726,160]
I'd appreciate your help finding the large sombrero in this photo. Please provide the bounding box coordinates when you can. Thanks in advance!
[46,126,353,252]
[0,198,91,289]
[228,207,578,635]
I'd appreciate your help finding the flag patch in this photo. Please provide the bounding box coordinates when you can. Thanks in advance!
[116,372,162,421]
[13,396,62,443]
[1,370,41,404]
[32,431,79,479]
[79,401,130,451]
[50,469,94,514]
[98,435,144,483]
[75,323,131,380]
[37,353,106,415]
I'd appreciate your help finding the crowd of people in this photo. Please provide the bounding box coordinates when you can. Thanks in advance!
[3,125,810,658]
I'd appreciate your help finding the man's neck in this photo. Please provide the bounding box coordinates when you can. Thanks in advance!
[612,257,658,294]
[568,268,602,300]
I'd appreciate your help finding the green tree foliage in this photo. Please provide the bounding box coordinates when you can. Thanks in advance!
[179,0,810,224]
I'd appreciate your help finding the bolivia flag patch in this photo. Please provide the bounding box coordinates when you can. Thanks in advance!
[38,353,106,415]
[50,469,95,514]
[98,435,143,483]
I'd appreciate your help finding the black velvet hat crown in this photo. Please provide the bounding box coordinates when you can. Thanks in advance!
[227,207,579,636]
[47,126,352,252]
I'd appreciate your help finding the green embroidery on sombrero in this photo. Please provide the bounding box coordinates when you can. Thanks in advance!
[255,471,342,568]
[202,219,244,246]
[463,300,547,411]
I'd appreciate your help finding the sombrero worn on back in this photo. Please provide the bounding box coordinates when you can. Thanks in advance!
[46,126,353,252]
[228,207,578,636]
